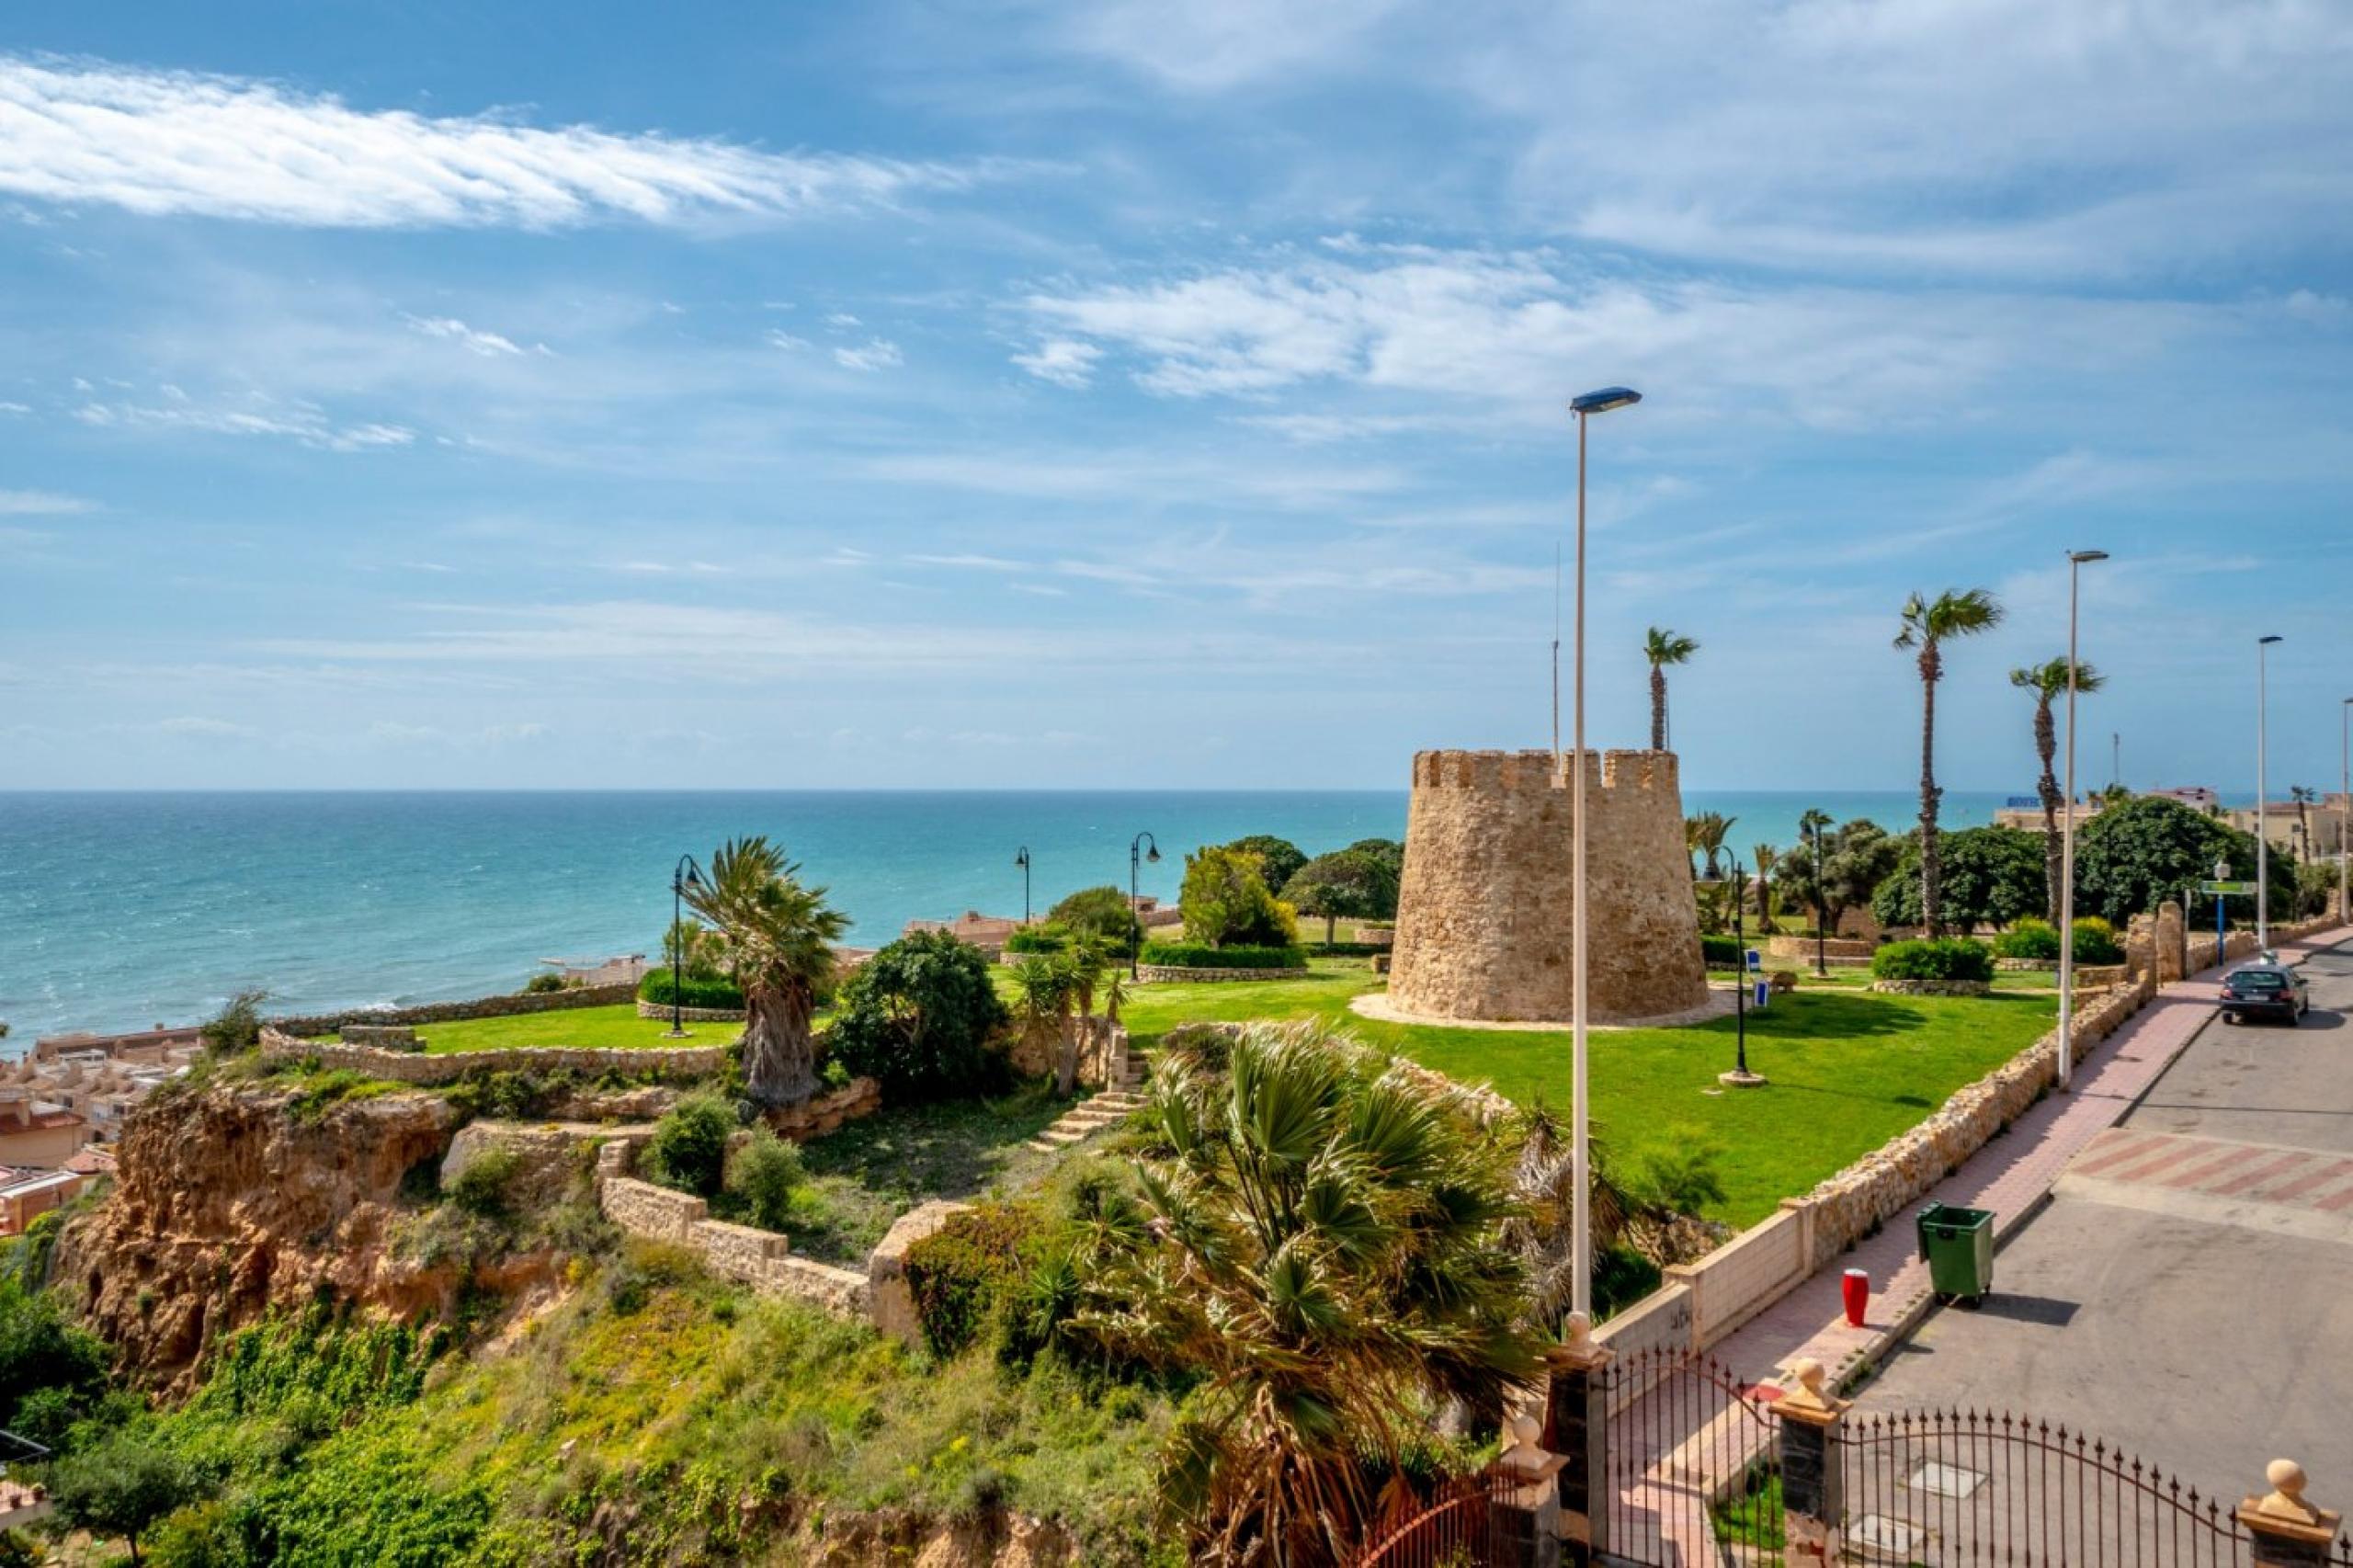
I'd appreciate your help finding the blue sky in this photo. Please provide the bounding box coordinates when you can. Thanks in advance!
[3,1,2350,793]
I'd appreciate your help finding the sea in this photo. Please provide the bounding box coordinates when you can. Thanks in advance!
[0,790,2008,1044]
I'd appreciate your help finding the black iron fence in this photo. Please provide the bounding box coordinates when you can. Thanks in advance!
[1598,1344,1785,1563]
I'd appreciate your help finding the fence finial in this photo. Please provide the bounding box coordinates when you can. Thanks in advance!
[1779,1357,1847,1416]
[2252,1460,2322,1526]
[2240,1458,2342,1567]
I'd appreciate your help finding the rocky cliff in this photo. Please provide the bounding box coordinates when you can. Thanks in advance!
[56,1077,485,1389]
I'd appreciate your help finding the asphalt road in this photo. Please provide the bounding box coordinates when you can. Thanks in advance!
[1853,939,2353,1496]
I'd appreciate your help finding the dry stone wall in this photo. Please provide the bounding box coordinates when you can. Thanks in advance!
[268,983,637,1037]
[258,1028,726,1085]
[1133,963,1310,983]
[1388,749,1708,1025]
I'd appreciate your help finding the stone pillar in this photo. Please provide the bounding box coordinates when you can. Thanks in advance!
[1540,1312,1611,1564]
[2156,899,2188,983]
[1774,1358,1849,1566]
[2241,1460,2342,1567]
[1492,1412,1567,1568]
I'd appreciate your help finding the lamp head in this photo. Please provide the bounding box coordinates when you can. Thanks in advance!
[2068,549,2109,563]
[2261,634,2284,645]
[1146,845,1162,865]
[1570,385,1642,416]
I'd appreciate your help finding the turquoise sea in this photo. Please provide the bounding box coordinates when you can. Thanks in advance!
[0,790,2006,1042]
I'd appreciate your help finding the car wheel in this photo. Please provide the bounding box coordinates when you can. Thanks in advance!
[2223,1011,2239,1025]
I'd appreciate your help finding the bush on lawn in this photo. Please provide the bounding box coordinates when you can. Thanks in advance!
[1870,937,1994,983]
[1138,941,1306,971]
[1004,923,1070,955]
[1046,886,1143,954]
[726,1124,803,1232]
[2072,915,2123,964]
[1994,915,2124,964]
[521,971,568,994]
[636,967,745,1010]
[1177,846,1300,949]
[1699,934,1749,968]
[646,1091,736,1199]
[826,929,1011,1103]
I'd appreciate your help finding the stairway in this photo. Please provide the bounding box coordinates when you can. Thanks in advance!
[1026,1051,1152,1153]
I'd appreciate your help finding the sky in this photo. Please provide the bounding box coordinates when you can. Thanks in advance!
[2,1,2350,794]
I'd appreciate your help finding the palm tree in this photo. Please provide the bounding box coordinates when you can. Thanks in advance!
[1643,627,1699,752]
[1751,843,1779,931]
[1012,954,1078,1093]
[1070,1022,1544,1564]
[681,837,848,1108]
[1062,938,1114,1096]
[2290,786,2316,860]
[2009,656,2105,923]
[1895,588,2005,934]
[1795,809,1834,936]
[1686,811,1736,880]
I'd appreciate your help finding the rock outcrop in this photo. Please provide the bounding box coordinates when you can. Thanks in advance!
[57,1078,482,1389]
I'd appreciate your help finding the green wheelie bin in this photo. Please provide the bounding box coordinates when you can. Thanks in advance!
[1916,1201,1995,1306]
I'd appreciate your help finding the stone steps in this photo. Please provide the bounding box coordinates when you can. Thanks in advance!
[1026,1084,1151,1153]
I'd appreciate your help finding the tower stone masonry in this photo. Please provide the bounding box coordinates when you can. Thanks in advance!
[1387,748,1710,1025]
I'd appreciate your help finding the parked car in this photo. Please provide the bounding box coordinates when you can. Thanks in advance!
[2219,962,2309,1025]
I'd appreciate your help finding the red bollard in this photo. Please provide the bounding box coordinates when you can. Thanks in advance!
[1842,1268,1870,1327]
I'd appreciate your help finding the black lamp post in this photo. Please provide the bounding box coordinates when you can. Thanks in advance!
[1731,859,1750,1077]
[1015,846,1032,926]
[666,853,705,1039]
[1129,831,1161,980]
[1808,818,1829,978]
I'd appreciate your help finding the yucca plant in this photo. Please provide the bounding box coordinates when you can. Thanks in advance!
[1067,1022,1545,1565]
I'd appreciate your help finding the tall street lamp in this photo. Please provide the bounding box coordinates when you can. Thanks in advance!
[666,853,705,1040]
[1129,831,1161,980]
[2057,548,2107,1091]
[1808,817,1829,979]
[1014,846,1033,926]
[1567,383,1641,1320]
[2340,699,2351,925]
[2258,635,2283,950]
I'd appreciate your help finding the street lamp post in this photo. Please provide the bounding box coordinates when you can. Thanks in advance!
[1731,860,1751,1079]
[2057,548,2107,1091]
[1566,383,1641,1321]
[2258,635,2283,951]
[1805,813,1829,978]
[1129,832,1160,981]
[666,853,705,1039]
[1015,846,1032,926]
[2341,699,2351,925]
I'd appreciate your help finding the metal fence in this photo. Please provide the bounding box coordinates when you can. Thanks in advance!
[1600,1345,1785,1564]
[1351,1471,1522,1568]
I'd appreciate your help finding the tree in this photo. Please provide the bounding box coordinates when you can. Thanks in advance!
[1895,587,2006,934]
[1685,812,1736,880]
[1870,826,2046,935]
[198,989,267,1056]
[1220,835,1308,897]
[1793,809,1836,934]
[1179,846,1300,949]
[1279,851,1397,944]
[2075,794,2289,927]
[2009,657,2106,923]
[1343,837,1405,884]
[2290,786,2316,862]
[1643,627,1699,751]
[682,836,848,1108]
[1047,884,1143,954]
[1779,818,1903,935]
[1068,1022,1544,1563]
[656,917,728,980]
[827,929,1011,1103]
[46,1432,210,1565]
[0,1278,113,1440]
[1010,956,1077,1095]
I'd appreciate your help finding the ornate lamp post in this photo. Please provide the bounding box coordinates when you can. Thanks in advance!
[1566,383,1641,1321]
[1129,831,1161,980]
[1015,846,1033,926]
[2058,547,2107,1091]
[666,853,705,1039]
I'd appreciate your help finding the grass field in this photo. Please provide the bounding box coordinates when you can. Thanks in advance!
[1103,959,2056,1227]
[313,1002,739,1054]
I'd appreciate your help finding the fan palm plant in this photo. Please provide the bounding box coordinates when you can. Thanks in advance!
[681,836,848,1107]
[1895,588,2005,934]
[1643,627,1699,752]
[1686,812,1736,880]
[1011,953,1077,1091]
[2008,657,2105,922]
[1069,1022,1544,1565]
[1751,843,1779,930]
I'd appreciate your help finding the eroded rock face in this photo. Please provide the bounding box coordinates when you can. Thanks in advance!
[55,1078,465,1389]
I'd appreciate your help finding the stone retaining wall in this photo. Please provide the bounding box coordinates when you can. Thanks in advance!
[257,1027,727,1085]
[632,1001,746,1023]
[1133,964,1311,983]
[1763,935,1877,965]
[269,982,637,1037]
[1868,978,1991,997]
[765,1077,883,1142]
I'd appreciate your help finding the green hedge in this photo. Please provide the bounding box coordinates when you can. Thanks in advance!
[1992,916,2126,965]
[1138,941,1308,971]
[636,968,745,1009]
[1699,935,1751,967]
[1305,941,1391,957]
[1005,924,1070,954]
[1870,937,1994,983]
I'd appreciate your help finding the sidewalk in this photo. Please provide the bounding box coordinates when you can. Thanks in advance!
[1709,923,2353,1393]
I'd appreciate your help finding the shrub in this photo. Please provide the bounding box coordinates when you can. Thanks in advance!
[901,1201,1044,1359]
[1003,923,1071,955]
[199,989,267,1055]
[1177,846,1299,949]
[1046,886,1143,954]
[826,930,1012,1103]
[447,1147,522,1219]
[1992,917,2062,961]
[726,1125,803,1233]
[636,967,745,1010]
[1220,835,1309,894]
[521,971,567,994]
[1699,934,1748,968]
[646,1091,736,1199]
[1870,937,1994,983]
[2073,915,2124,964]
[1138,941,1306,971]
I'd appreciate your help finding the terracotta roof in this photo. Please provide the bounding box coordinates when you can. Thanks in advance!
[65,1146,118,1175]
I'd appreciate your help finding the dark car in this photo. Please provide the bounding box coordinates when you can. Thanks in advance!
[2219,962,2309,1025]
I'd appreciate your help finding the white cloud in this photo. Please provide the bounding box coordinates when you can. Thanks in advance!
[405,314,523,357]
[0,54,996,230]
[0,488,96,515]
[833,338,904,372]
[766,330,813,350]
[1062,0,1407,90]
[0,400,30,415]
[156,715,257,739]
[73,396,415,451]
[824,312,864,327]
[1011,337,1102,388]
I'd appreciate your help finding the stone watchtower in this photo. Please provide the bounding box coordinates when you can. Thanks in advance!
[1387,749,1708,1026]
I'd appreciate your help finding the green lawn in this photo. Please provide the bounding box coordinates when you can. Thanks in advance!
[314,1002,740,1055]
[1094,959,2056,1228]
